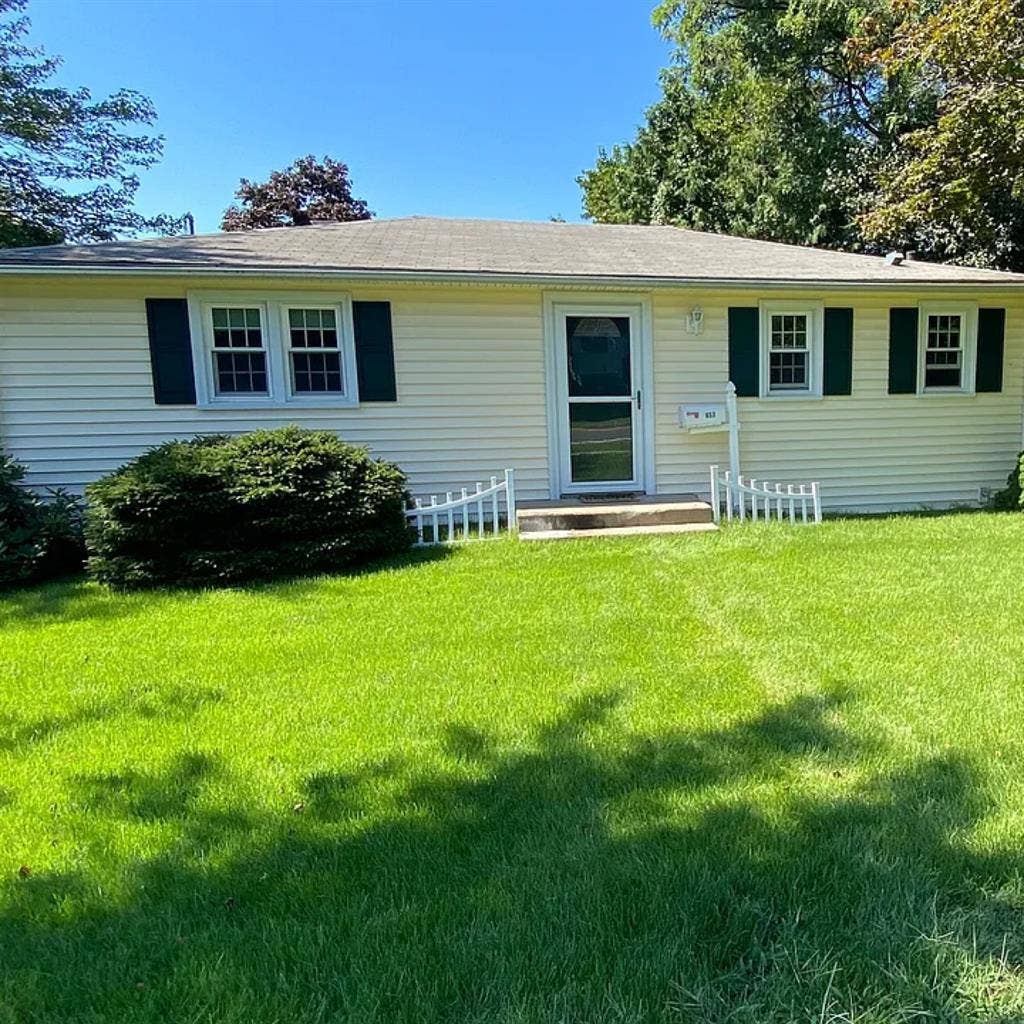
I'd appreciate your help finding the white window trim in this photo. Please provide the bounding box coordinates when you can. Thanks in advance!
[758,300,824,399]
[187,290,359,408]
[917,302,977,396]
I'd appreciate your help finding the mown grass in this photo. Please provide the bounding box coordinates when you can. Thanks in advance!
[2,514,1024,1023]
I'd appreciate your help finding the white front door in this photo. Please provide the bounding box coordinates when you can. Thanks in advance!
[553,305,645,494]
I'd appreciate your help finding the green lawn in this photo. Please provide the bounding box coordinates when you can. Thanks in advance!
[3,515,1024,1023]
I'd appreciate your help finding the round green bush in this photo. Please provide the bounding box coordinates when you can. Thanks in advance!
[1,454,84,587]
[992,451,1024,511]
[85,428,413,589]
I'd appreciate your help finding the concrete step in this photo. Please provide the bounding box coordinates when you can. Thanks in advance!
[517,493,714,534]
[519,521,718,542]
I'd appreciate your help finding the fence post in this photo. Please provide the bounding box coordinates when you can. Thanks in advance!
[413,498,424,545]
[726,381,740,483]
[811,481,822,524]
[505,468,517,534]
[709,465,720,525]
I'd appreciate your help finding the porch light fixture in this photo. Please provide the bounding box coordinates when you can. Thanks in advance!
[686,306,705,335]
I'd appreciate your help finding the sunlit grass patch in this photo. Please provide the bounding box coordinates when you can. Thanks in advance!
[2,513,1024,1023]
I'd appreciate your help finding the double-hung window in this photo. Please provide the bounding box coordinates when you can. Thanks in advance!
[211,306,268,395]
[286,307,344,394]
[759,302,824,397]
[191,292,358,406]
[917,304,976,394]
[769,313,810,391]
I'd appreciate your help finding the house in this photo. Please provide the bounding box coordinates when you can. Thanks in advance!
[0,216,1021,513]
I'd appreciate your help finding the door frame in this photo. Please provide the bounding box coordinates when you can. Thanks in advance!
[542,292,655,498]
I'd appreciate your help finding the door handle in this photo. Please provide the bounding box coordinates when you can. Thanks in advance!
[635,389,642,410]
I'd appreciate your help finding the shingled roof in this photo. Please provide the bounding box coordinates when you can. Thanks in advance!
[0,216,1022,286]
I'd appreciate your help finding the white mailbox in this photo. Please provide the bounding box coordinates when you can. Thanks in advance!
[678,403,728,430]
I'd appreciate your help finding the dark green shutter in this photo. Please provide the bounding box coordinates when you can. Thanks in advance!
[353,301,397,402]
[145,298,196,405]
[976,308,1005,392]
[823,307,854,396]
[888,307,918,394]
[728,307,759,397]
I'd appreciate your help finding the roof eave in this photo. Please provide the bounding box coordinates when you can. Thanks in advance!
[0,262,1020,290]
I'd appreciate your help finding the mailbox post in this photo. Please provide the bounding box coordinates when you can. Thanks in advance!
[678,381,742,482]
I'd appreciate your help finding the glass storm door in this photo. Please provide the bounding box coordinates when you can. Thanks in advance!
[562,313,640,490]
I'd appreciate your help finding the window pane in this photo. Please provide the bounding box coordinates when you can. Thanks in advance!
[213,308,262,349]
[566,316,631,397]
[569,402,633,482]
[770,350,808,389]
[291,351,343,393]
[288,308,340,350]
[928,314,961,349]
[214,351,267,394]
[771,313,808,350]
[925,366,961,388]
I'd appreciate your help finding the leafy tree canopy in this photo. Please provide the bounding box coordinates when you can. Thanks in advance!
[855,0,1024,267]
[579,0,1024,269]
[0,0,180,247]
[221,156,372,231]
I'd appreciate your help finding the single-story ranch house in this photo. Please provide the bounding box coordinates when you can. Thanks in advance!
[0,215,1022,512]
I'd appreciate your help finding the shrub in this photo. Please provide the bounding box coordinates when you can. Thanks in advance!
[85,428,413,589]
[0,455,84,587]
[992,451,1024,510]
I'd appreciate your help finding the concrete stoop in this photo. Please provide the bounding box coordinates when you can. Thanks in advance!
[516,494,717,542]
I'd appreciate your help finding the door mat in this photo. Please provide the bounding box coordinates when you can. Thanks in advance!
[573,492,643,503]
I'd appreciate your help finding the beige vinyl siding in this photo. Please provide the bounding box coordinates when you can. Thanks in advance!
[1,277,1022,512]
[653,289,1024,511]
[0,281,551,499]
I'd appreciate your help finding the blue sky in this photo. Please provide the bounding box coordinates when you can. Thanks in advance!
[29,0,673,233]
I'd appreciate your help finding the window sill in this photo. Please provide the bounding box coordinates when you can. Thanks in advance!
[915,389,977,398]
[756,392,826,402]
[197,397,361,411]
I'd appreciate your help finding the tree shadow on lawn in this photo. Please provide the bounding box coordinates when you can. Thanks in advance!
[0,684,225,755]
[2,691,1022,1023]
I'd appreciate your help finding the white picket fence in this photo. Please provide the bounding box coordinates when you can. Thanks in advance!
[407,469,517,546]
[710,465,821,525]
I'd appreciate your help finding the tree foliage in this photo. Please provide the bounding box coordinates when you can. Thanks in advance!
[854,0,1024,266]
[0,0,180,247]
[221,155,372,231]
[580,0,1024,269]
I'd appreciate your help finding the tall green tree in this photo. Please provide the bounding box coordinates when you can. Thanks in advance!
[856,0,1024,267]
[0,0,180,247]
[221,156,372,231]
[580,0,1024,269]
